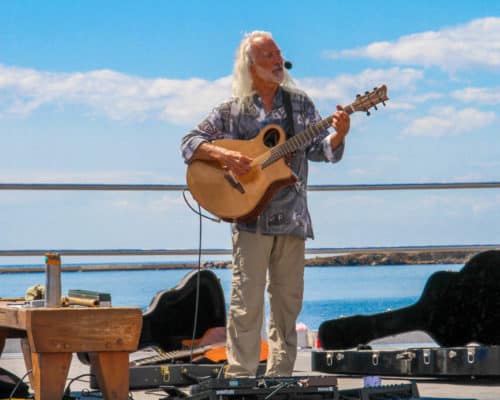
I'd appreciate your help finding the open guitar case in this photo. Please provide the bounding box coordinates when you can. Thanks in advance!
[312,250,500,380]
[138,268,227,352]
[91,269,265,390]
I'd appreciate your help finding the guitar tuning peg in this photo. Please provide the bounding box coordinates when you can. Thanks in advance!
[365,91,369,95]
[356,94,361,98]
[373,87,378,91]
[373,104,378,110]
[382,101,386,106]
[366,110,371,116]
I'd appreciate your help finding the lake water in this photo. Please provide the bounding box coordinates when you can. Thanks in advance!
[0,263,463,330]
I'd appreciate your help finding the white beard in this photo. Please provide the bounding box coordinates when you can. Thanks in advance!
[253,64,284,84]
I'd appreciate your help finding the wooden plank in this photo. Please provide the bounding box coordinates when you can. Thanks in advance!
[26,307,142,353]
[0,303,26,329]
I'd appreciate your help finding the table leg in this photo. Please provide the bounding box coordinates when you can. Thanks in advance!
[21,339,72,400]
[20,338,34,388]
[0,328,6,354]
[89,351,130,400]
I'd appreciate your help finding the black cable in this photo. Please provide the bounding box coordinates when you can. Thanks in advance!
[182,190,221,223]
[182,189,221,362]
[8,369,32,400]
[63,372,134,399]
[264,382,291,400]
[64,372,95,395]
[145,387,173,396]
[189,202,203,362]
[216,361,227,379]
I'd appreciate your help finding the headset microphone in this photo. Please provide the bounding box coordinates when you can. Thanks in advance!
[284,61,293,70]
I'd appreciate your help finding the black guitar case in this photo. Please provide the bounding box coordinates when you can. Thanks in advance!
[318,250,500,350]
[312,345,500,378]
[313,250,500,378]
[138,268,227,351]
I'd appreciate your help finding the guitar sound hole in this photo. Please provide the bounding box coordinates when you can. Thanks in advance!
[263,129,280,148]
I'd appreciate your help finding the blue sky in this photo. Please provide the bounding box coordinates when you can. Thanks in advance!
[0,1,499,265]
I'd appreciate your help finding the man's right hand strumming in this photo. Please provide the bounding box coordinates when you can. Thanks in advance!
[195,142,253,176]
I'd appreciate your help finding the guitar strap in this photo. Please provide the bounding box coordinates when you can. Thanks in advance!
[281,88,295,138]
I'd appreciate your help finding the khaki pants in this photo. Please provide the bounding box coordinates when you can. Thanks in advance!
[225,230,305,377]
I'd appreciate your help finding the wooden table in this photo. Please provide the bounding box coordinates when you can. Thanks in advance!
[0,301,142,400]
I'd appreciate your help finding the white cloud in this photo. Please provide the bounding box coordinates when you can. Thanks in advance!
[150,195,185,212]
[0,63,424,124]
[160,76,231,124]
[411,92,445,103]
[385,92,445,111]
[451,87,500,105]
[0,64,231,124]
[110,194,184,213]
[325,17,500,72]
[471,195,500,215]
[0,168,175,183]
[402,106,496,137]
[418,193,500,216]
[321,194,386,207]
[297,67,423,103]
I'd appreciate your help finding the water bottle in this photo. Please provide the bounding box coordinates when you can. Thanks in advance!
[45,253,62,307]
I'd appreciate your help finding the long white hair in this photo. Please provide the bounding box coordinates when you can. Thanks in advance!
[232,31,293,108]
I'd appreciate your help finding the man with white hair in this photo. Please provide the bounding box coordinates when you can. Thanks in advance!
[181,31,350,377]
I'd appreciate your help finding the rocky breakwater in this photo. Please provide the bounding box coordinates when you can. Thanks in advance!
[305,250,478,267]
[202,250,479,268]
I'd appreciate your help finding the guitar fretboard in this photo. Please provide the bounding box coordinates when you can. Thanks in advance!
[132,345,210,366]
[262,116,334,168]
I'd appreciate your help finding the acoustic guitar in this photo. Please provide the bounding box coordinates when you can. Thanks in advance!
[187,85,389,223]
[318,250,500,350]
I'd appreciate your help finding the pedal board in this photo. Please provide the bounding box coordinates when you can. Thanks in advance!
[190,376,339,400]
[188,376,419,400]
[90,363,267,389]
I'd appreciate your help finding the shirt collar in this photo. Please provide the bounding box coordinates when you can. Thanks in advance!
[252,86,285,112]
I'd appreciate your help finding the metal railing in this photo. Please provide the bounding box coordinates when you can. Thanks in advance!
[2,181,500,192]
[0,244,499,258]
[1,181,499,260]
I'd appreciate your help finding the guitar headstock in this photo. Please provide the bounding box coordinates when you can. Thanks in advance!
[346,85,389,116]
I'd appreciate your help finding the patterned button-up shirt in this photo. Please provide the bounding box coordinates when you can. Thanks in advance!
[180,86,344,239]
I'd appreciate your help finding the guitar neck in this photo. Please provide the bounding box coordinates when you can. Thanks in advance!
[132,342,223,366]
[319,303,428,350]
[262,107,357,168]
[261,85,387,169]
[363,304,426,341]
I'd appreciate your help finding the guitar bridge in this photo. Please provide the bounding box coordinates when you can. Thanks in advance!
[224,172,245,194]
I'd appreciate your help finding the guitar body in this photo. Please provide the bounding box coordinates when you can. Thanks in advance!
[196,339,269,364]
[318,250,500,349]
[187,124,297,222]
